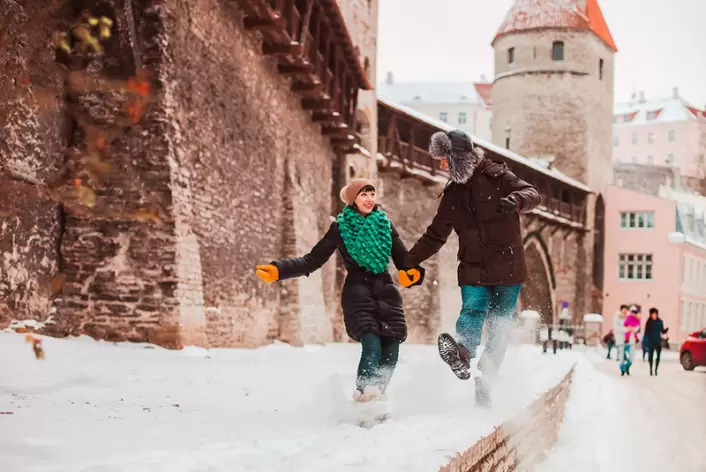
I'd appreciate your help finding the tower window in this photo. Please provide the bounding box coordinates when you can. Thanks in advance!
[533,47,537,59]
[552,41,564,61]
[507,47,515,64]
[599,58,604,80]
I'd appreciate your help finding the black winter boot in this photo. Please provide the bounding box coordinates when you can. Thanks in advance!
[437,333,471,380]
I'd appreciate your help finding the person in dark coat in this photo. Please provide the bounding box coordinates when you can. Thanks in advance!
[644,307,668,376]
[603,330,616,359]
[256,178,424,402]
[399,129,541,407]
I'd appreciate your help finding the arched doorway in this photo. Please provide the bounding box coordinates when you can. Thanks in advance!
[520,234,555,325]
[591,195,606,313]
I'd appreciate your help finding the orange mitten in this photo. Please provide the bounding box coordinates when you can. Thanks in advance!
[398,268,421,288]
[256,264,279,283]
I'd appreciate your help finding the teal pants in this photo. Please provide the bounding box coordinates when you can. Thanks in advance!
[456,284,522,375]
[356,333,399,393]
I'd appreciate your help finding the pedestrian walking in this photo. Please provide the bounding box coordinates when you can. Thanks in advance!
[613,305,629,363]
[399,129,541,408]
[603,330,616,359]
[644,307,669,376]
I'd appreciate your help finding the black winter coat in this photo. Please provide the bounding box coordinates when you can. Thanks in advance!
[644,318,667,349]
[272,221,417,342]
[406,158,541,286]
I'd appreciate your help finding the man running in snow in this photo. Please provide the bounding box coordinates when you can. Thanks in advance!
[399,129,540,407]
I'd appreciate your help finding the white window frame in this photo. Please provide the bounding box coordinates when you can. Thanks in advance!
[618,253,653,281]
[620,211,655,229]
[458,112,467,124]
[439,112,448,122]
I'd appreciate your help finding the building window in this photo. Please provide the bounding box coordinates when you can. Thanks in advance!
[507,47,515,64]
[647,155,653,165]
[533,47,537,59]
[439,112,448,122]
[613,136,619,148]
[458,112,467,124]
[666,153,675,166]
[632,133,638,145]
[646,111,659,121]
[631,156,637,163]
[619,254,653,280]
[612,115,618,124]
[648,132,654,144]
[620,211,655,229]
[668,129,676,142]
[552,41,564,61]
[599,58,604,80]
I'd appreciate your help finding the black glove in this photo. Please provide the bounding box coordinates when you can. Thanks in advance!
[497,196,518,214]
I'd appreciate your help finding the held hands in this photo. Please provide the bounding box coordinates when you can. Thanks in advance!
[398,268,422,288]
[256,264,279,283]
[497,196,518,214]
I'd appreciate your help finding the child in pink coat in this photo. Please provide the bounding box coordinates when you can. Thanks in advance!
[623,307,641,344]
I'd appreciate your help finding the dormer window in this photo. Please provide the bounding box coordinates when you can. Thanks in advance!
[552,41,564,61]
[508,47,515,64]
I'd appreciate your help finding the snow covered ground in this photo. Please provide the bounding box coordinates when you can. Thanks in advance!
[537,347,706,472]
[0,331,577,472]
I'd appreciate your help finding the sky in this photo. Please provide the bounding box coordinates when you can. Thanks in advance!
[377,0,706,107]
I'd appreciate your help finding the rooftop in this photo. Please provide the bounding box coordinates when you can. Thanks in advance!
[378,96,592,192]
[614,95,706,126]
[377,81,481,105]
[493,0,617,52]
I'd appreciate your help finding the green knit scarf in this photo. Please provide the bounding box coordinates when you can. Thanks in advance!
[337,206,392,274]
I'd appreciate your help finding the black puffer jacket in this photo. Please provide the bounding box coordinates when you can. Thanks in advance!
[272,221,422,342]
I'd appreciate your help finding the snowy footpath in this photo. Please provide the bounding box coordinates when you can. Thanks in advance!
[538,348,706,472]
[0,331,577,472]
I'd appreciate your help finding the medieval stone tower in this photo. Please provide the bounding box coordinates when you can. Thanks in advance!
[491,0,616,193]
[491,0,617,317]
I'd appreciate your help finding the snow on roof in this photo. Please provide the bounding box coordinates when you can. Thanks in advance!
[493,0,617,52]
[519,310,541,319]
[377,82,480,105]
[613,96,704,126]
[583,313,604,323]
[378,96,593,193]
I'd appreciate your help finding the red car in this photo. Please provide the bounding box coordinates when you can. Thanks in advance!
[680,328,706,371]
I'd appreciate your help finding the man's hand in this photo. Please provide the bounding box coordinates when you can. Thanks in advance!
[497,196,518,214]
[398,268,421,288]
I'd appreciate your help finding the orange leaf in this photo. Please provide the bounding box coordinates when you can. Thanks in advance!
[50,273,66,297]
[133,206,162,224]
[75,184,96,208]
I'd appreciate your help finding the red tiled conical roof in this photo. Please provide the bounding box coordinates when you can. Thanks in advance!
[493,0,617,52]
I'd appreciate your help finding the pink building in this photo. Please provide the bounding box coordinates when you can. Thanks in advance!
[603,184,706,346]
[612,89,706,184]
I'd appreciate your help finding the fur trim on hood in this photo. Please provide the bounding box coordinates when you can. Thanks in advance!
[428,129,484,183]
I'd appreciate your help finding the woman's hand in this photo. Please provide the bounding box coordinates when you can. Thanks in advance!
[398,268,422,288]
[256,264,279,283]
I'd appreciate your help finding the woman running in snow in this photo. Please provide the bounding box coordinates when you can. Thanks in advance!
[255,178,424,403]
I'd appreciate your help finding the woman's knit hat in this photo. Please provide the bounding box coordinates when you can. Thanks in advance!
[340,178,375,206]
[428,129,484,184]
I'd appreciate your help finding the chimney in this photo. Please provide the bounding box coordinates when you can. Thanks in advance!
[672,86,679,99]
[385,71,394,85]
[638,90,646,103]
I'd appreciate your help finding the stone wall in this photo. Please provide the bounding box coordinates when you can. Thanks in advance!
[1,0,343,348]
[159,0,338,347]
[439,367,574,472]
[0,0,67,327]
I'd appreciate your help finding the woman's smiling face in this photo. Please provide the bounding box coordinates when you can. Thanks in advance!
[354,188,376,215]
